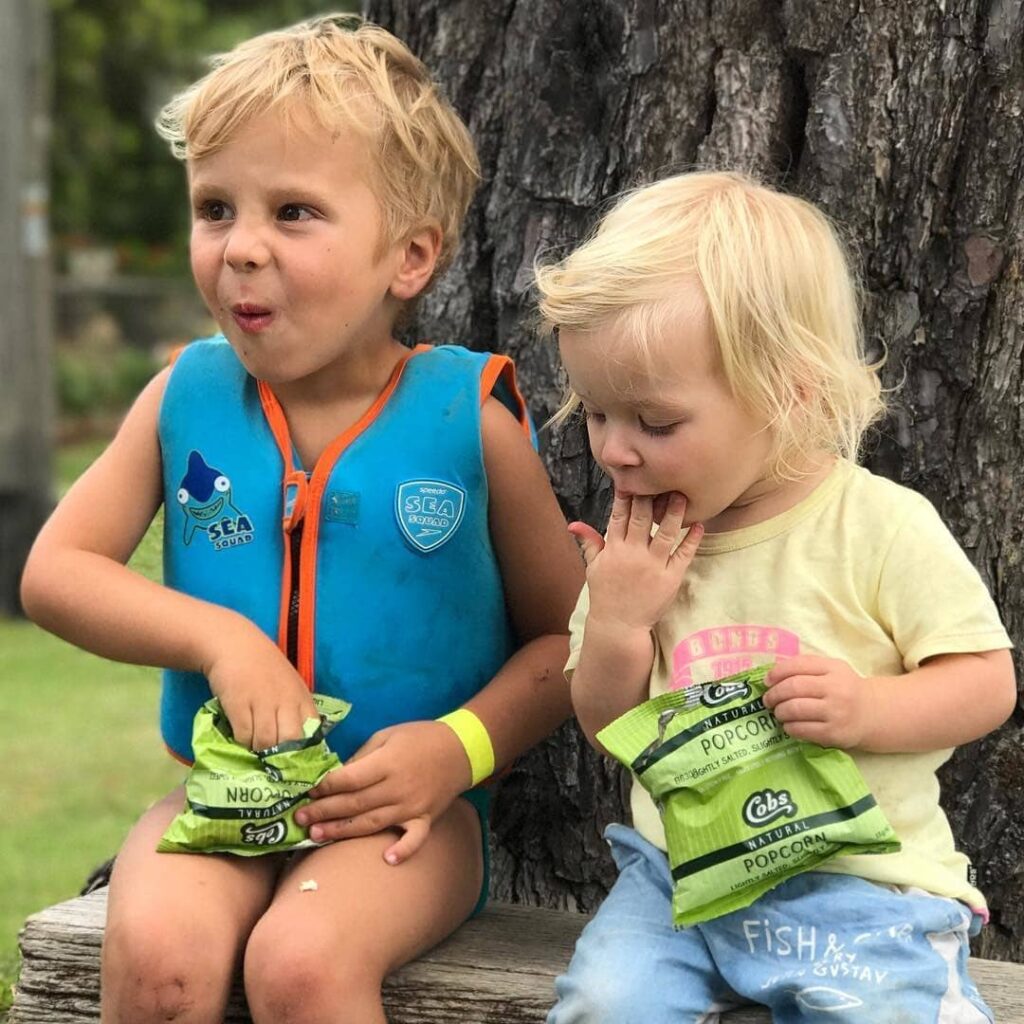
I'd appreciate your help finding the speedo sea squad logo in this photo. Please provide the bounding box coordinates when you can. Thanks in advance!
[177,450,255,550]
[396,479,466,552]
[743,788,797,828]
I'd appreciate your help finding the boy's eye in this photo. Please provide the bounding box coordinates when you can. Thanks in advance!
[639,418,680,437]
[582,409,605,424]
[196,199,233,222]
[278,204,314,222]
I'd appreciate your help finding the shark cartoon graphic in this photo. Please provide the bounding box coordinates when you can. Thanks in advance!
[177,450,246,546]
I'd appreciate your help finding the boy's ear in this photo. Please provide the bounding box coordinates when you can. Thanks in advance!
[390,222,443,301]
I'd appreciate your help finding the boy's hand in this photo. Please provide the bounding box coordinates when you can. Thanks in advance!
[763,655,876,749]
[203,623,318,751]
[294,720,470,864]
[570,491,704,632]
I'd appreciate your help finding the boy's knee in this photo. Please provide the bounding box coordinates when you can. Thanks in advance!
[245,926,381,1022]
[102,920,226,1024]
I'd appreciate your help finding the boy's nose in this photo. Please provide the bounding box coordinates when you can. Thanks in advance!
[223,223,270,272]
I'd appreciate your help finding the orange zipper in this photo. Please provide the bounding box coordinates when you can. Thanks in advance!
[256,348,423,687]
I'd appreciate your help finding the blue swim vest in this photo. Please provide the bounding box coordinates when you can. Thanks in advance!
[158,337,534,763]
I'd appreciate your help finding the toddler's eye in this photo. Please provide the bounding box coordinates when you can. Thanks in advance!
[583,409,605,423]
[177,488,190,505]
[214,475,230,493]
[278,204,314,222]
[196,200,233,222]
[639,418,679,437]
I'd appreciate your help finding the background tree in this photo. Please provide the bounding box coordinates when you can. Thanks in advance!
[366,0,1024,961]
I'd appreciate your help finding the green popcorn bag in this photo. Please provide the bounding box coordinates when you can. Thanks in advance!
[158,693,351,856]
[598,665,899,927]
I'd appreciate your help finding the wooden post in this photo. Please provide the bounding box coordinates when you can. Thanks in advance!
[0,0,54,615]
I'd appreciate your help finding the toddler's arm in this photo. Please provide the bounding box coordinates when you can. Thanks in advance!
[20,370,317,749]
[569,492,704,750]
[763,649,1016,752]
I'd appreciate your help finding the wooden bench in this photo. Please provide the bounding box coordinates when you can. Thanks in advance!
[11,888,1024,1022]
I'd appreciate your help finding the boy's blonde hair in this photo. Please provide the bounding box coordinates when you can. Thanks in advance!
[157,13,479,278]
[536,171,885,478]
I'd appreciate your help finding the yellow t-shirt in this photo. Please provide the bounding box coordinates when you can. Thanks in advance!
[566,460,1012,911]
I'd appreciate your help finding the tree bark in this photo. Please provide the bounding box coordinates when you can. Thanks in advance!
[365,0,1024,959]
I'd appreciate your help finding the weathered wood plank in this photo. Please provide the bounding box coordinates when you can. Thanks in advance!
[12,891,1024,1023]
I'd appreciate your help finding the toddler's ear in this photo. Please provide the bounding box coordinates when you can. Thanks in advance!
[390,222,443,301]
[791,373,821,408]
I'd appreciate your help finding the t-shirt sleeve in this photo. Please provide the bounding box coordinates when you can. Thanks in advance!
[876,493,1012,670]
[564,584,590,680]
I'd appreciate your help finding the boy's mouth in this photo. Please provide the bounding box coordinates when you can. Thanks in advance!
[231,303,274,334]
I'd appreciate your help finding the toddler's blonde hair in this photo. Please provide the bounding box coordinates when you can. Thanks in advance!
[157,13,479,278]
[536,171,885,477]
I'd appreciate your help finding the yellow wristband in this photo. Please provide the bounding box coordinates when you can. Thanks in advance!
[437,708,495,786]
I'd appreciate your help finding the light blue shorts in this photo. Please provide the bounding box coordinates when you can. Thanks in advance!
[548,824,992,1024]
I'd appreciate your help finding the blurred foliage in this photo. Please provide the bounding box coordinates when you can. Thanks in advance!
[57,342,158,416]
[50,0,360,275]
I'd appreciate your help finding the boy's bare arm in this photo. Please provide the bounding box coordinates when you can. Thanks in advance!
[22,368,205,667]
[763,648,1017,752]
[20,369,316,748]
[458,397,585,762]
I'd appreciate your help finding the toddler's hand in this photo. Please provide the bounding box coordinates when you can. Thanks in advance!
[203,624,318,752]
[762,655,876,748]
[570,491,704,632]
[294,720,469,864]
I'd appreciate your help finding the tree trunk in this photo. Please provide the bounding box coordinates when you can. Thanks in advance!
[365,0,1024,960]
[0,0,54,615]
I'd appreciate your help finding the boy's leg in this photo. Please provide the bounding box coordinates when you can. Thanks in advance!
[704,871,993,1024]
[243,795,484,1024]
[101,787,281,1024]
[547,824,742,1024]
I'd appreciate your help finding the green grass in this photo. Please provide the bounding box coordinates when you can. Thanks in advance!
[0,440,181,1016]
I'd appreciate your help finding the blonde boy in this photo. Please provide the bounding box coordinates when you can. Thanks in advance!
[22,15,583,1023]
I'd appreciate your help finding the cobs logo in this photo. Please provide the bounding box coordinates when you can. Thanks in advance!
[396,479,466,552]
[701,680,752,708]
[240,821,287,847]
[177,450,255,550]
[742,788,797,827]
